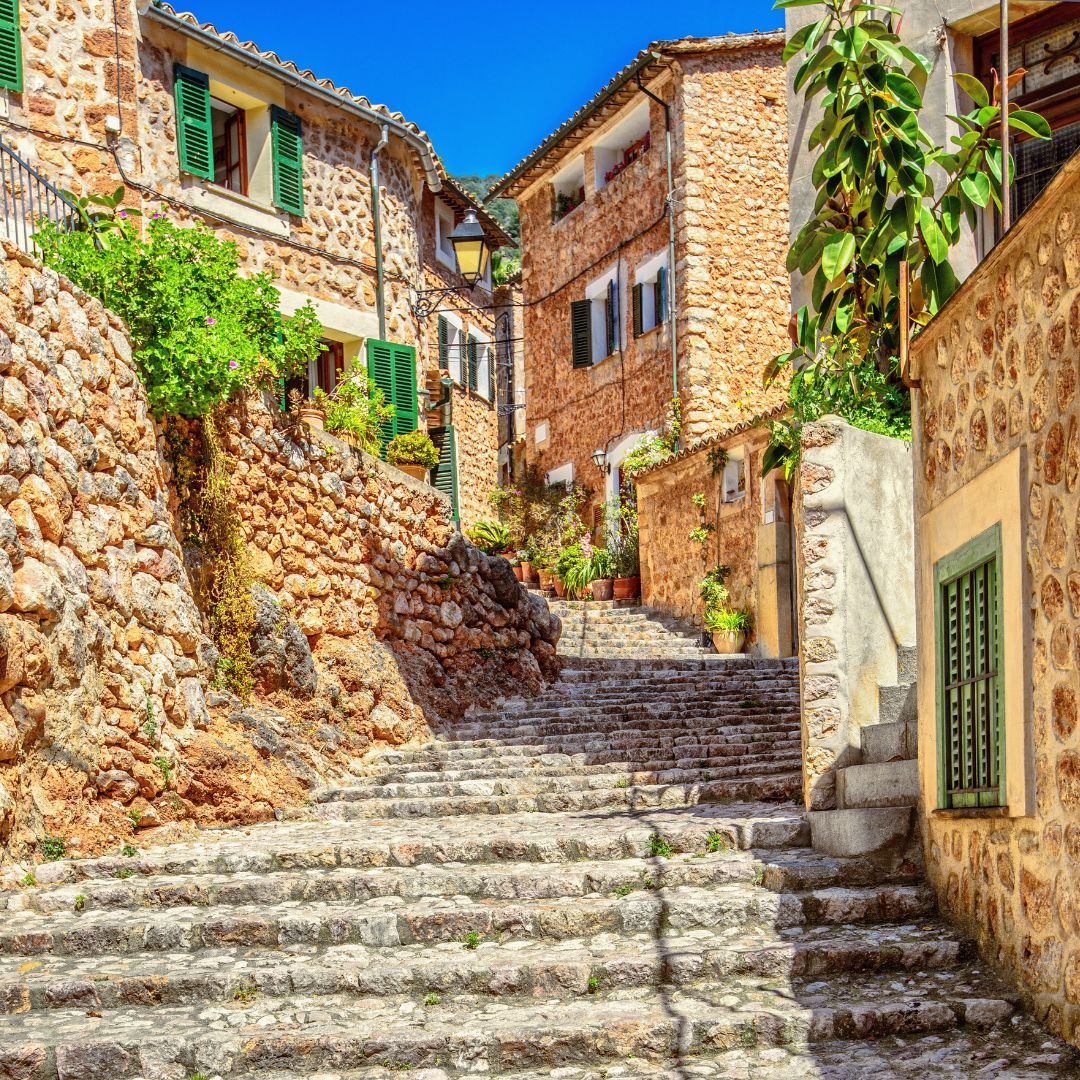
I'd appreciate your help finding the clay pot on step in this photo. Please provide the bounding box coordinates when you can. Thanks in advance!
[538,569,554,590]
[521,560,538,584]
[590,577,615,602]
[512,565,524,582]
[613,576,640,601]
[397,463,429,482]
[712,630,746,655]
[299,406,325,431]
[554,578,567,599]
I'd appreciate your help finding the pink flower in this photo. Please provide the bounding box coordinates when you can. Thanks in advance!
[229,360,238,370]
[206,317,216,326]
[118,210,127,219]
[580,534,593,558]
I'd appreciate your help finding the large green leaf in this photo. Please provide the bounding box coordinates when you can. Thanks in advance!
[822,231,856,281]
[953,72,989,108]
[1009,109,1052,140]
[919,207,948,265]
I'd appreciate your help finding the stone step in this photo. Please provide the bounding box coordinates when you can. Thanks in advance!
[0,977,1019,1080]
[557,657,795,673]
[861,719,918,764]
[318,758,804,802]
[311,774,803,819]
[897,644,919,685]
[441,718,801,741]
[434,725,801,748]
[837,759,920,810]
[0,882,937,961]
[878,682,918,726]
[460,698,802,723]
[808,807,915,858]
[0,923,970,1016]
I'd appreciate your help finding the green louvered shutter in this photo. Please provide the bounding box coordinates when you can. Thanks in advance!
[488,344,496,402]
[438,316,449,370]
[174,65,212,179]
[0,0,22,92]
[429,425,459,521]
[606,280,619,355]
[935,525,1005,810]
[631,284,644,338]
[571,300,591,368]
[390,342,417,438]
[366,338,397,450]
[656,266,667,322]
[271,105,304,216]
[467,335,478,392]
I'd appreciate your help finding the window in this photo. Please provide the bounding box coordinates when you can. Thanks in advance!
[435,200,457,269]
[366,339,417,452]
[571,267,620,368]
[593,102,651,190]
[429,426,459,521]
[632,253,668,337]
[437,314,465,383]
[0,0,22,92]
[552,157,586,222]
[466,332,493,400]
[283,338,345,405]
[934,525,1005,809]
[721,451,746,503]
[545,462,575,488]
[1014,119,1080,219]
[211,98,248,194]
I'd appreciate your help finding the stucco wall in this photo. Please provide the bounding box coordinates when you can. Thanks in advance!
[795,419,916,811]
[909,150,1080,1046]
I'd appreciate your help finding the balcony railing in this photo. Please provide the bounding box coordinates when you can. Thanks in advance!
[0,133,77,257]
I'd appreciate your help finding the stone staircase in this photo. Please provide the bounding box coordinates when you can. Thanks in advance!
[809,647,920,859]
[1,622,1075,1078]
[550,599,718,661]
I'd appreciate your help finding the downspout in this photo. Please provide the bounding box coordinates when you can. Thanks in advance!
[636,73,678,428]
[371,124,389,340]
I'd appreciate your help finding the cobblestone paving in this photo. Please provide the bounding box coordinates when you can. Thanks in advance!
[0,613,1076,1079]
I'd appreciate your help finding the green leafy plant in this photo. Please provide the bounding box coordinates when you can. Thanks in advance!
[152,756,174,789]
[121,844,138,858]
[604,497,640,579]
[424,992,442,1006]
[127,809,142,827]
[467,520,512,555]
[689,525,714,546]
[314,368,395,455]
[114,868,134,880]
[39,835,66,862]
[766,0,1050,475]
[648,834,673,858]
[612,884,633,897]
[36,193,323,418]
[19,873,36,887]
[587,976,600,994]
[621,397,683,481]
[233,984,257,1003]
[73,895,86,912]
[704,608,751,634]
[699,566,731,612]
[492,248,521,285]
[386,430,440,469]
[706,832,734,854]
[461,931,482,950]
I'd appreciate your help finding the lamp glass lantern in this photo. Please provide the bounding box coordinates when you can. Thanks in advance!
[592,448,608,473]
[451,209,490,287]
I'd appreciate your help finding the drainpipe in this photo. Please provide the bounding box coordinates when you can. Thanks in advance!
[371,124,390,340]
[636,73,679,420]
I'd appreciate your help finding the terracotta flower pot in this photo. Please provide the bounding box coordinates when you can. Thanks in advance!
[396,462,428,482]
[613,576,640,601]
[554,579,567,599]
[538,569,554,590]
[591,578,615,602]
[521,561,538,584]
[512,565,524,582]
[711,630,746,655]
[299,406,325,431]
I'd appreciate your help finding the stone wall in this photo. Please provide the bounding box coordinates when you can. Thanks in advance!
[635,429,768,630]
[795,418,916,811]
[909,152,1080,1046]
[0,246,558,865]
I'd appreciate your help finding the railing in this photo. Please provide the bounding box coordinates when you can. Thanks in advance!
[0,133,77,257]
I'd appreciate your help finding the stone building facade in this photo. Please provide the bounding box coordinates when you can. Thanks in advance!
[485,34,790,511]
[908,151,1080,1046]
[634,419,794,659]
[0,243,557,862]
[6,0,508,527]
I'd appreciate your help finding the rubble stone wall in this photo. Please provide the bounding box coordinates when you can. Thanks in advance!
[0,246,558,864]
[910,153,1080,1045]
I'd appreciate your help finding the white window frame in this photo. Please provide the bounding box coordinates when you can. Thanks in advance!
[535,421,550,448]
[635,251,667,335]
[471,328,492,401]
[593,101,651,192]
[586,263,621,363]
[722,447,747,504]
[441,311,465,384]
[546,462,575,488]
[435,199,457,270]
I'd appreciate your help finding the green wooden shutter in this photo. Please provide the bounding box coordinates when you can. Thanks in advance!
[0,0,22,92]
[271,105,304,216]
[606,280,618,355]
[366,338,397,450]
[571,300,592,368]
[488,343,496,402]
[935,525,1005,810]
[631,284,644,338]
[390,342,417,438]
[430,425,459,521]
[173,65,213,180]
[438,316,449,369]
[656,266,667,322]
[467,335,478,392]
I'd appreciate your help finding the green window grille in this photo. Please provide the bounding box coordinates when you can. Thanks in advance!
[271,105,304,216]
[934,523,1005,809]
[173,64,213,179]
[429,425,459,521]
[605,280,618,356]
[467,334,478,392]
[366,339,417,453]
[631,284,644,338]
[0,0,22,92]
[570,299,591,368]
[437,316,450,370]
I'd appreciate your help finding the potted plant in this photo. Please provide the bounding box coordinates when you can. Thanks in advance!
[386,430,440,482]
[467,520,512,556]
[555,543,585,599]
[314,371,394,455]
[290,387,326,432]
[521,536,543,584]
[704,607,750,654]
[510,557,524,583]
[606,497,640,601]
[587,546,616,602]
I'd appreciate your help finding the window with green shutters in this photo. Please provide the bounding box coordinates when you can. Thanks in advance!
[570,300,592,368]
[437,316,450,370]
[0,0,21,92]
[467,335,478,393]
[631,284,644,338]
[935,524,1005,809]
[366,339,417,453]
[271,105,304,216]
[429,425,459,521]
[655,266,667,323]
[174,65,213,180]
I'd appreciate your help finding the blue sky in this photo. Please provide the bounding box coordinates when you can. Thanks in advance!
[186,0,783,177]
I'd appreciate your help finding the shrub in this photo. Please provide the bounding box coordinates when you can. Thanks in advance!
[39,835,66,862]
[314,367,395,455]
[699,566,731,612]
[704,608,750,634]
[604,497,640,578]
[467,520,512,554]
[386,430,440,469]
[36,188,323,418]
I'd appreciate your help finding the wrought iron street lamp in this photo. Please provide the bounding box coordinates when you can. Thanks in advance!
[412,209,492,318]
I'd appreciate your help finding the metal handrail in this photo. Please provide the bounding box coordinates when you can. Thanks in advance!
[0,133,78,257]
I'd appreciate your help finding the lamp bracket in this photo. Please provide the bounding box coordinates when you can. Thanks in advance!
[412,283,476,320]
